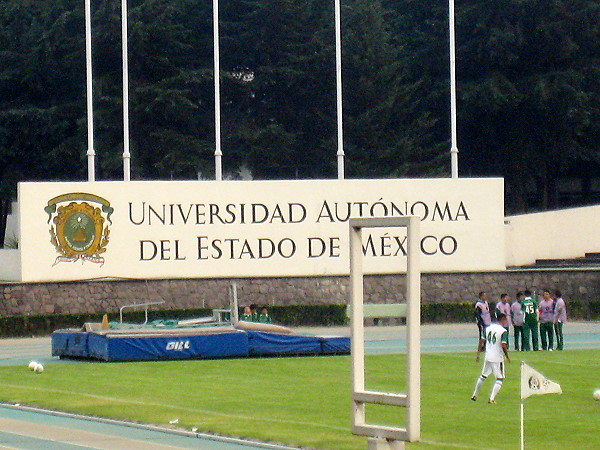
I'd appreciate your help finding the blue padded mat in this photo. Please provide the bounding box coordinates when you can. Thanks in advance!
[52,328,349,361]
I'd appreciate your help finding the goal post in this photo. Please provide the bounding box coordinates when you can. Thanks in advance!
[349,217,421,446]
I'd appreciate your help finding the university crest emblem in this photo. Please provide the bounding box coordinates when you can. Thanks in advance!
[528,376,540,392]
[45,193,114,265]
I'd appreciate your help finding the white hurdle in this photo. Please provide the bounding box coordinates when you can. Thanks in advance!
[349,217,421,449]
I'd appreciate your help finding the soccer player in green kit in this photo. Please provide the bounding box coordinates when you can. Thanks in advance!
[521,289,539,351]
[240,305,254,321]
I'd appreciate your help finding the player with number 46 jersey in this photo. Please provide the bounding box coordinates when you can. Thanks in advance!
[471,313,511,404]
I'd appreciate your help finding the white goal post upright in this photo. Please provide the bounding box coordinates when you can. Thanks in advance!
[349,217,421,446]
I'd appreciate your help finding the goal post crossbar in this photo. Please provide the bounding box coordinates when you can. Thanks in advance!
[349,216,421,444]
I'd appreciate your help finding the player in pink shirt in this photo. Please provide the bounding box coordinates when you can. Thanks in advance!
[511,292,525,351]
[539,290,555,351]
[553,290,567,351]
[474,291,491,342]
[495,294,512,348]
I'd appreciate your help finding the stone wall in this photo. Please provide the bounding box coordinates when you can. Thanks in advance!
[1,269,599,317]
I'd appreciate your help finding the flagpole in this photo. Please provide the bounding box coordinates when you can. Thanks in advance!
[121,0,131,181]
[212,0,222,181]
[520,399,524,450]
[520,361,524,450]
[334,0,344,180]
[449,0,459,178]
[85,0,95,182]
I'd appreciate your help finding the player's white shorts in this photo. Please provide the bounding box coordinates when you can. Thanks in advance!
[481,360,505,379]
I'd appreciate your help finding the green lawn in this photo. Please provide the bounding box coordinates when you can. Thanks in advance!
[0,350,598,449]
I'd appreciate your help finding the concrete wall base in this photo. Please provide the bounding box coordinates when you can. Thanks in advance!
[1,269,599,317]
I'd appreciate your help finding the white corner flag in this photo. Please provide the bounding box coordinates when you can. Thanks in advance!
[521,362,562,399]
[520,362,562,450]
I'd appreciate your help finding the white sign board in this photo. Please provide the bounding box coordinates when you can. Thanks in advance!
[18,178,504,282]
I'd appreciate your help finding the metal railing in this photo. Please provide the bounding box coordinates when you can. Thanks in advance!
[119,300,165,324]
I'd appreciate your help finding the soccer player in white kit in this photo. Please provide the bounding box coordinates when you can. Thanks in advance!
[471,313,511,404]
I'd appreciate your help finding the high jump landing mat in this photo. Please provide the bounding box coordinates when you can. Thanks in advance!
[51,321,350,362]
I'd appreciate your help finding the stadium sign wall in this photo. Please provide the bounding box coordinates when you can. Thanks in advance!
[18,179,504,282]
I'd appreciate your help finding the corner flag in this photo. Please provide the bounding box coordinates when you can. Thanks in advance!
[520,362,562,449]
[520,362,562,399]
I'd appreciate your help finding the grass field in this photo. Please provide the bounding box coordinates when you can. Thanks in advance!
[0,350,598,449]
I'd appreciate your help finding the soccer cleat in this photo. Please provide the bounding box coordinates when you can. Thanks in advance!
[488,399,496,404]
[471,395,477,402]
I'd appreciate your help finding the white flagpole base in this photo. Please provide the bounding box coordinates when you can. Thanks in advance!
[520,399,524,450]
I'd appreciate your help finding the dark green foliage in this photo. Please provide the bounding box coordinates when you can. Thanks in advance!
[566,300,589,319]
[0,0,443,193]
[342,0,442,177]
[587,300,600,316]
[421,299,600,323]
[421,302,476,323]
[385,0,600,209]
[456,0,600,211]
[268,304,349,326]
[0,305,348,337]
[2,300,598,337]
[0,0,87,187]
[0,308,215,337]
[0,0,599,210]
